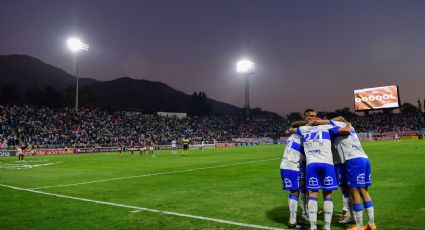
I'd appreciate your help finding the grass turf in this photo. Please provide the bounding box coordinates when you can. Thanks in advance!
[1,140,424,229]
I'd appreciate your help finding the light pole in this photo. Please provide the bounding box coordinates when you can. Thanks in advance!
[67,37,89,112]
[236,59,255,120]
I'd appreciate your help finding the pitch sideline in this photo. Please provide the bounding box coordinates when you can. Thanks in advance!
[30,158,280,190]
[0,183,287,230]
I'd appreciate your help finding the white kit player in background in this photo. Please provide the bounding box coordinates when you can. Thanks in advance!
[17,146,24,161]
[171,140,177,155]
[200,140,205,150]
[280,120,308,229]
[292,118,351,230]
[329,118,377,230]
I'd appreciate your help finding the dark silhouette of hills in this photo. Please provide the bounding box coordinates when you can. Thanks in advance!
[0,54,241,114]
[0,55,96,90]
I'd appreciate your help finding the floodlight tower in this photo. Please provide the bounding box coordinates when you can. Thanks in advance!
[67,37,89,112]
[236,59,255,120]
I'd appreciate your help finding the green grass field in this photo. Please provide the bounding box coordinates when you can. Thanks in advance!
[1,140,425,230]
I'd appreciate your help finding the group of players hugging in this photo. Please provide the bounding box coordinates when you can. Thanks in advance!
[280,109,377,230]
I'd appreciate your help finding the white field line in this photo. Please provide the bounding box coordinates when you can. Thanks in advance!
[129,209,143,213]
[0,162,62,169]
[30,158,280,190]
[31,162,63,168]
[0,184,287,230]
[14,159,50,163]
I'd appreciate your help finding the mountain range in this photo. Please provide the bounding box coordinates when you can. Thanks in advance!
[0,54,241,114]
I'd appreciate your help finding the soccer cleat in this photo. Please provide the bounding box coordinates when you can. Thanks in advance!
[301,212,309,221]
[364,224,377,230]
[288,221,306,229]
[346,226,365,230]
[340,210,348,218]
[339,211,354,224]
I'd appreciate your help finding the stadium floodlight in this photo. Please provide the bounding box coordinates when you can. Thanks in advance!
[67,37,89,112]
[236,59,255,120]
[236,59,255,74]
[67,38,89,53]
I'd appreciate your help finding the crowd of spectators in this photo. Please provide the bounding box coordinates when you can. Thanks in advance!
[349,112,424,133]
[0,105,289,148]
[0,105,424,149]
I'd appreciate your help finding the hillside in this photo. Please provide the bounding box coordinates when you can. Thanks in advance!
[0,54,240,114]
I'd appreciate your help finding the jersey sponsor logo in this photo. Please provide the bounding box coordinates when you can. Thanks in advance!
[308,149,322,154]
[351,145,362,151]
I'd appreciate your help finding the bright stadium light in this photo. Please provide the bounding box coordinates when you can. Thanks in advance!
[67,38,89,53]
[236,59,255,74]
[67,37,89,112]
[236,59,255,120]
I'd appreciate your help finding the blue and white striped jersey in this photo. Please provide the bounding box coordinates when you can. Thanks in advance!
[297,124,340,165]
[330,120,368,161]
[280,134,304,171]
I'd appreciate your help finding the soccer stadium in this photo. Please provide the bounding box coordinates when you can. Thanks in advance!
[1,1,425,230]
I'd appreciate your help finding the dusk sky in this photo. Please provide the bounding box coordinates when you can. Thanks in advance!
[1,0,425,115]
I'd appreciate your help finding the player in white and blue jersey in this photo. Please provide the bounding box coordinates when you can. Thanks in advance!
[171,140,177,155]
[332,137,353,224]
[292,119,351,230]
[311,117,353,224]
[329,118,376,230]
[280,120,308,229]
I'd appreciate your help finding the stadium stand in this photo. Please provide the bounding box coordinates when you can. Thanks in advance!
[0,105,424,149]
[0,105,289,148]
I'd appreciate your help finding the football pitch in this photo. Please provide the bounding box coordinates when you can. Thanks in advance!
[1,140,424,230]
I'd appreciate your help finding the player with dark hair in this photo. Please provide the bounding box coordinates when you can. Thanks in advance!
[291,116,351,230]
[304,109,317,121]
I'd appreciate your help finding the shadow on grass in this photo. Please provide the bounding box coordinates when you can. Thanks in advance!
[266,206,288,224]
[266,206,345,228]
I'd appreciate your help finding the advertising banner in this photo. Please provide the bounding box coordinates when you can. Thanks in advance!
[232,138,256,143]
[215,143,237,148]
[36,148,76,155]
[0,150,16,157]
[76,148,95,153]
[95,147,121,152]
[354,85,400,111]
